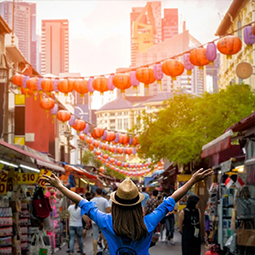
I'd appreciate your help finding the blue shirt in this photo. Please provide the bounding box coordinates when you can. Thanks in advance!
[141,192,149,207]
[78,197,175,255]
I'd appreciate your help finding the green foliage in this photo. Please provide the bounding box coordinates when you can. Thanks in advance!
[136,84,255,165]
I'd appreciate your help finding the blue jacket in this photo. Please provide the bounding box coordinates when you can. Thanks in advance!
[79,197,175,255]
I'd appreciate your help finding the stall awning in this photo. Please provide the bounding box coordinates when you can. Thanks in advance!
[201,130,233,158]
[0,140,65,173]
[64,164,98,180]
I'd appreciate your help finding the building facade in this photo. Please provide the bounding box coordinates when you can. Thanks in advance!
[41,19,69,75]
[0,1,37,70]
[215,0,255,90]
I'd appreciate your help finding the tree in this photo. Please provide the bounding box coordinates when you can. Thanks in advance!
[135,84,255,165]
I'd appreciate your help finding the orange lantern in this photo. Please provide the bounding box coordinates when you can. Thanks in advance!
[133,136,139,145]
[86,137,93,144]
[12,73,24,89]
[106,132,116,142]
[26,77,38,95]
[109,146,115,153]
[116,147,124,154]
[102,154,109,160]
[217,36,242,59]
[136,67,156,94]
[162,59,184,80]
[119,134,129,145]
[40,98,55,112]
[189,48,210,69]
[101,143,108,150]
[112,74,131,94]
[93,127,105,138]
[79,133,86,140]
[125,148,133,155]
[41,78,54,95]
[57,79,73,96]
[109,158,115,163]
[92,76,108,95]
[116,161,122,166]
[73,79,88,97]
[57,110,71,123]
[21,86,33,97]
[93,141,100,148]
[99,167,104,173]
[95,150,101,156]
[89,144,94,151]
[72,119,86,132]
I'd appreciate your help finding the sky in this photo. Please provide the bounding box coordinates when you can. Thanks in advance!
[23,0,232,108]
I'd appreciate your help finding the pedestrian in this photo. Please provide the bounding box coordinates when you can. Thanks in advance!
[204,206,211,249]
[90,188,111,255]
[67,201,86,255]
[164,203,178,245]
[178,194,201,255]
[141,187,149,215]
[43,168,212,255]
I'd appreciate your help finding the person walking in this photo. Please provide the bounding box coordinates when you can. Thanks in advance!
[43,168,212,255]
[67,202,86,255]
[91,188,111,255]
[165,203,178,245]
[178,194,201,255]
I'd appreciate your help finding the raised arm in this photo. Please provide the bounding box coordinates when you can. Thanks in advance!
[171,168,212,202]
[43,174,83,204]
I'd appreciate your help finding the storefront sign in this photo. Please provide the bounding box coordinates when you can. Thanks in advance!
[0,170,8,195]
[38,169,52,187]
[7,170,16,192]
[17,172,39,184]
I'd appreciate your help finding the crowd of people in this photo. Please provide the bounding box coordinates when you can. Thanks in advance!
[44,168,212,255]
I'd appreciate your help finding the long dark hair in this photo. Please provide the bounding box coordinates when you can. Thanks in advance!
[186,194,199,210]
[112,202,148,241]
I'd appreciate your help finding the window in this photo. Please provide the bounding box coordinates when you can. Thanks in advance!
[117,119,122,129]
[110,112,115,116]
[110,119,115,123]
[124,118,128,129]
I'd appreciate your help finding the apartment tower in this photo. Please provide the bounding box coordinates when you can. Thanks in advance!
[41,19,69,75]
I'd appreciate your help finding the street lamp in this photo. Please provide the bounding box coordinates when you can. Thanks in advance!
[0,66,9,143]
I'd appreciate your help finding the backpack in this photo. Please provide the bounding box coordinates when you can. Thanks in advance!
[115,237,137,255]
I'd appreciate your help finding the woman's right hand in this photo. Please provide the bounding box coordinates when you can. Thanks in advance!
[191,168,213,184]
[43,173,63,189]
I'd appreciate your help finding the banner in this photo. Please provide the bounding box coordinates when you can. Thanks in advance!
[0,170,8,195]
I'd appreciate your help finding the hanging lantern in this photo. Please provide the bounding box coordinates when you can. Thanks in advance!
[57,110,71,123]
[119,134,129,145]
[21,86,33,97]
[88,77,95,96]
[92,76,109,95]
[252,25,255,36]
[83,124,90,134]
[101,143,108,150]
[183,53,194,75]
[189,47,210,69]
[41,78,54,95]
[113,73,131,94]
[93,140,100,148]
[72,119,86,133]
[12,73,24,89]
[244,25,255,46]
[133,135,139,145]
[26,77,38,98]
[217,36,242,59]
[57,78,73,96]
[86,137,93,144]
[53,79,59,95]
[79,133,86,141]
[136,67,156,94]
[108,145,115,153]
[116,147,124,154]
[206,42,217,64]
[162,59,184,80]
[130,71,139,92]
[92,127,105,138]
[153,63,164,88]
[22,76,30,88]
[51,103,58,122]
[40,98,55,112]
[37,78,43,98]
[99,167,105,173]
[74,79,89,97]
[68,115,76,126]
[125,148,133,155]
[107,74,115,91]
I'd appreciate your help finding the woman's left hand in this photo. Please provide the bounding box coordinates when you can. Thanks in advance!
[191,168,213,183]
[43,174,63,189]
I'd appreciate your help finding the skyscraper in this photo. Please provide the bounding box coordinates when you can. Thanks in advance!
[41,19,69,75]
[0,1,37,70]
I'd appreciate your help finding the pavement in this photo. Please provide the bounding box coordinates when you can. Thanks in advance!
[54,228,206,255]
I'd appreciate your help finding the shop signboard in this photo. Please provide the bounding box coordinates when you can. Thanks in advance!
[38,169,52,187]
[0,170,8,195]
[17,172,39,184]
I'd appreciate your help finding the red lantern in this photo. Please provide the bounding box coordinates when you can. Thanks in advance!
[112,74,131,94]
[86,137,93,144]
[12,73,24,88]
[57,110,71,122]
[102,154,109,159]
[40,98,55,112]
[92,76,109,95]
[217,36,242,59]
[162,59,184,80]
[189,48,210,69]
[136,67,156,91]
[21,86,33,97]
[117,161,122,166]
[93,140,100,148]
[125,148,133,155]
[133,136,139,145]
[79,134,86,140]
[99,167,104,173]
[110,158,115,163]
[95,150,101,156]
[58,79,73,96]
[106,163,110,167]
[109,146,115,153]
[106,132,116,142]
[74,79,88,97]
[101,143,108,150]
[89,144,94,151]
[72,119,86,132]
[26,77,38,94]
[119,134,129,145]
[41,78,54,95]
[93,127,105,138]
[116,147,124,154]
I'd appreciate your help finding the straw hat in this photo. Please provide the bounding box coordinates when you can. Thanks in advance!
[110,179,144,206]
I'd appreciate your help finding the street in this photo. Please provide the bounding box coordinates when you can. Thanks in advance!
[55,229,206,255]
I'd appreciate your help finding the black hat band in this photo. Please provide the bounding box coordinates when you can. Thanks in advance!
[115,193,139,205]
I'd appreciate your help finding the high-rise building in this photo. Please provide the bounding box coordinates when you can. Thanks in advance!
[41,19,69,75]
[0,1,37,70]
[130,2,178,67]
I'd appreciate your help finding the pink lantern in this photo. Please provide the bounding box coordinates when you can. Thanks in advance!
[88,77,95,96]
[206,42,217,63]
[107,74,115,91]
[68,115,76,126]
[244,25,255,45]
[53,79,59,94]
[183,53,194,75]
[153,63,164,85]
[51,103,58,122]
[130,71,139,91]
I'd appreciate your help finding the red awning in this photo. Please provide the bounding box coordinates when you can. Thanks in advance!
[201,130,233,158]
[64,165,97,180]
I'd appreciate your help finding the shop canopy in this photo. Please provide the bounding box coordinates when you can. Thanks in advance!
[0,140,64,173]
[64,164,98,180]
[201,130,233,158]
